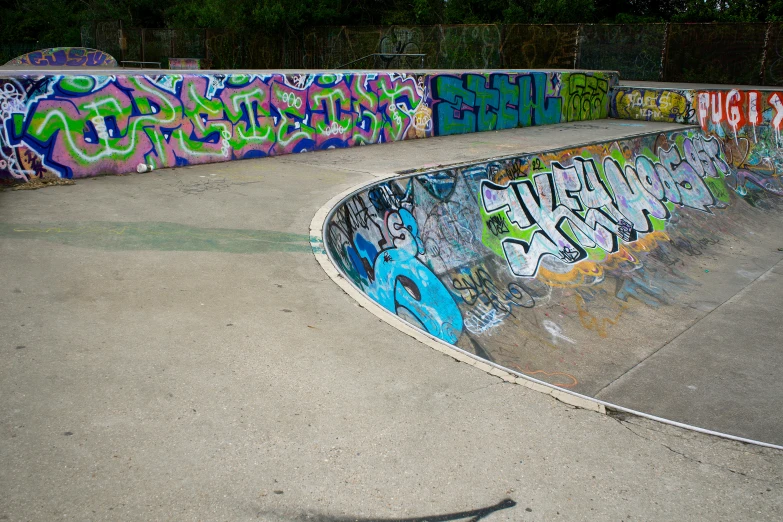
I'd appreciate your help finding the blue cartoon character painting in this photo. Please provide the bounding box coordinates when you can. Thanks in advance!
[365,208,464,343]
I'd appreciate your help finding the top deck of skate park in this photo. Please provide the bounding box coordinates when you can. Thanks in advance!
[1,67,782,448]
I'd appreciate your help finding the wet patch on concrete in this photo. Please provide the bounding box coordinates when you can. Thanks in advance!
[0,222,311,254]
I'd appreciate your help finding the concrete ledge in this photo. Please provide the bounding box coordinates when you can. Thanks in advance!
[1,69,618,183]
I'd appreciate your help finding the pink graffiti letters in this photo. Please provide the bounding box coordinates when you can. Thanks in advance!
[1,72,428,180]
[1,70,617,182]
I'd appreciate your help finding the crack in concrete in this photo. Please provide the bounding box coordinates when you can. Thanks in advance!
[610,416,782,485]
[463,381,504,395]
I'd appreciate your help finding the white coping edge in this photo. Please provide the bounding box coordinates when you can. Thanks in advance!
[308,159,783,452]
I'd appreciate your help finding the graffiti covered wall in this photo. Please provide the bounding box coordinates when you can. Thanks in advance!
[610,86,783,196]
[697,89,783,196]
[168,58,201,70]
[4,48,118,68]
[0,70,616,182]
[324,129,779,389]
[610,87,696,124]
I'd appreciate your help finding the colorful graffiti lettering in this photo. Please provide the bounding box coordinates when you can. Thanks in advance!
[611,85,783,198]
[328,196,464,343]
[326,131,735,336]
[168,58,201,70]
[431,72,613,136]
[4,48,117,68]
[611,87,694,124]
[324,128,783,390]
[480,135,729,277]
[0,73,428,180]
[697,88,783,196]
[0,70,616,182]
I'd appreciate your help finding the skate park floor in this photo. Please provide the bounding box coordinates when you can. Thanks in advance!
[1,121,782,521]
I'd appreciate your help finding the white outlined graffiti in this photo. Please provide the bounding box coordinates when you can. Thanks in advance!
[480,135,730,277]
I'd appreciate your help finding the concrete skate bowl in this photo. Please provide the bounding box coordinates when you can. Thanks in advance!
[322,127,783,448]
[3,48,117,68]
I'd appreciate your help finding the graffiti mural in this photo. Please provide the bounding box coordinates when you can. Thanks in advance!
[0,70,616,182]
[610,86,783,198]
[325,129,780,390]
[481,134,728,277]
[0,72,428,181]
[431,72,613,135]
[4,48,117,68]
[610,87,695,124]
[697,89,783,197]
[168,58,202,70]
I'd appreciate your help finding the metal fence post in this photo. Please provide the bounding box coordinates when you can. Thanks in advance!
[499,24,506,68]
[760,22,773,85]
[659,23,670,81]
[118,21,126,63]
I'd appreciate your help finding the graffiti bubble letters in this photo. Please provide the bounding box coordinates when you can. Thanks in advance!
[481,136,729,277]
[5,47,117,68]
[697,89,779,134]
[430,72,610,136]
[0,72,429,181]
[612,88,695,123]
[1,70,620,183]
[332,205,465,344]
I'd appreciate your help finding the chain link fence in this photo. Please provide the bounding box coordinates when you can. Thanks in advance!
[664,23,769,85]
[577,24,666,81]
[74,22,783,85]
[503,24,578,69]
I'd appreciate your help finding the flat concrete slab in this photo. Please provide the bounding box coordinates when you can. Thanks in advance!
[276,119,687,175]
[597,259,783,444]
[1,122,782,521]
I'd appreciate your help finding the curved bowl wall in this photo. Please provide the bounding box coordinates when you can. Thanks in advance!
[323,127,783,447]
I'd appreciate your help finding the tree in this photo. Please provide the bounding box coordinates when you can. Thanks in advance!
[532,0,596,23]
[504,0,535,23]
[3,0,782,56]
[1,0,84,46]
[444,0,509,24]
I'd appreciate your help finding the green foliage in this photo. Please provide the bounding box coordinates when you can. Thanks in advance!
[503,1,535,23]
[2,0,781,52]
[532,0,595,23]
[251,0,341,32]
[82,0,168,27]
[1,0,83,45]
[444,0,509,23]
[770,0,783,21]
[164,0,252,29]
[412,0,444,24]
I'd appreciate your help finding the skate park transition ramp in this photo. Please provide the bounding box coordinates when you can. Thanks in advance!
[1,67,781,447]
[321,83,783,448]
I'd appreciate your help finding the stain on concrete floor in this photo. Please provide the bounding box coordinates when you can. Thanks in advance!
[0,221,311,253]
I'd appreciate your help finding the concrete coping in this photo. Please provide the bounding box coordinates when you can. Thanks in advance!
[0,67,621,75]
[618,80,780,90]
